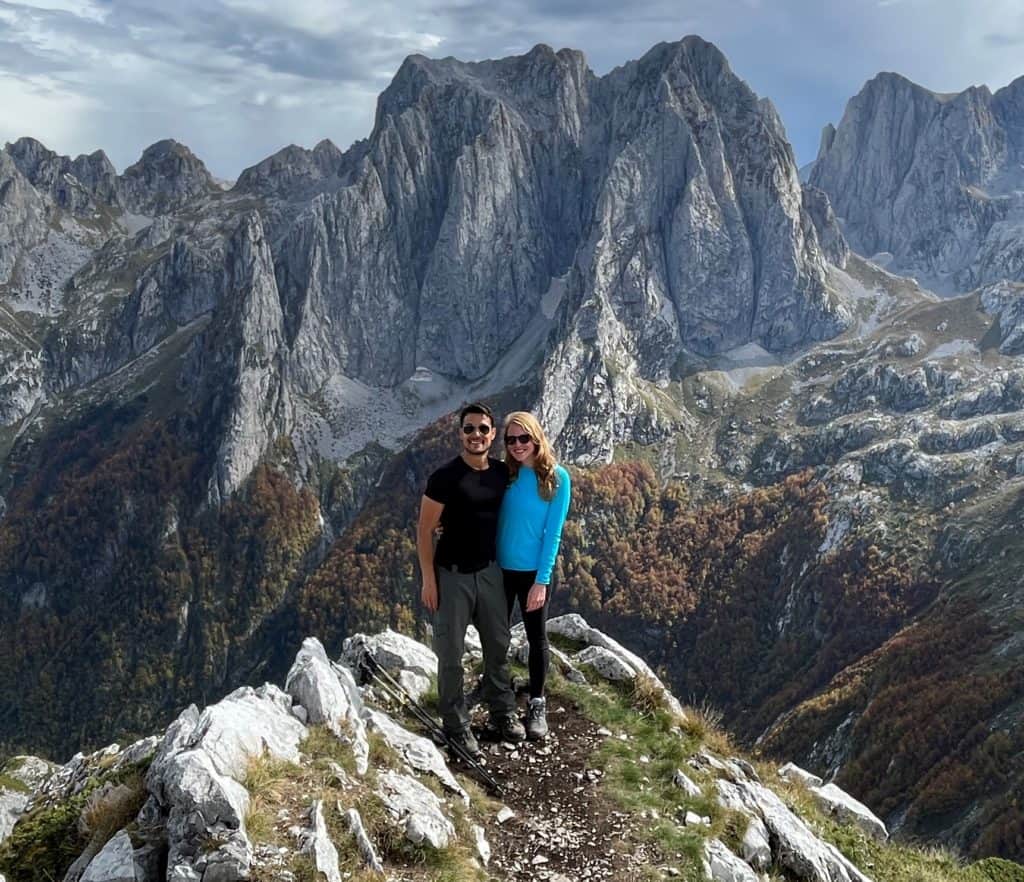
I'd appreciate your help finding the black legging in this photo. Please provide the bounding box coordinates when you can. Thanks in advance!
[503,569,550,698]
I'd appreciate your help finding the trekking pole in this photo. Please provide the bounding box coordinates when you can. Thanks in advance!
[359,652,505,796]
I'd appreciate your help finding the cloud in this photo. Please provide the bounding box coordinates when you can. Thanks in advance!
[12,0,109,22]
[0,0,1021,177]
[985,30,1024,47]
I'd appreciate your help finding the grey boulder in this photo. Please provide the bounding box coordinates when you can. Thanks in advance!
[285,637,369,774]
[374,770,454,850]
[702,838,760,882]
[547,614,685,716]
[80,830,137,882]
[364,709,467,802]
[342,629,437,701]
[810,782,888,842]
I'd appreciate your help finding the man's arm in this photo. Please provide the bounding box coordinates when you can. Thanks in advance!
[417,495,445,612]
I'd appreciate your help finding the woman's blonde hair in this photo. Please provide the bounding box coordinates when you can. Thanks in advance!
[503,411,559,501]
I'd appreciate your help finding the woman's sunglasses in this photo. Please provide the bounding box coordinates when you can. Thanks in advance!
[505,434,533,445]
[462,424,492,435]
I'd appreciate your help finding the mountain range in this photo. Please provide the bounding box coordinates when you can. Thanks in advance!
[1,35,1023,863]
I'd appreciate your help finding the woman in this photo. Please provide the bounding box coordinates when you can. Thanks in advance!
[497,411,571,740]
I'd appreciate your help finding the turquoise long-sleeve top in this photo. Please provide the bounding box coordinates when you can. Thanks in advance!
[497,464,571,585]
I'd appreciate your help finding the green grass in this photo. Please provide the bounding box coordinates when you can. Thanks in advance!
[242,752,303,847]
[555,676,708,873]
[301,724,358,776]
[0,752,152,882]
[0,773,30,794]
[552,671,1024,882]
[778,778,1024,882]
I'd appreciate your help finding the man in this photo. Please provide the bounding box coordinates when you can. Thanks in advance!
[418,402,525,756]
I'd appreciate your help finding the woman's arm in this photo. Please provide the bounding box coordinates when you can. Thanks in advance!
[534,466,572,586]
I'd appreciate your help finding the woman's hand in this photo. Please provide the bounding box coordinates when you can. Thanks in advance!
[525,582,547,612]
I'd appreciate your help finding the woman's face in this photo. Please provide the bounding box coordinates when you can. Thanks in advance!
[504,421,537,465]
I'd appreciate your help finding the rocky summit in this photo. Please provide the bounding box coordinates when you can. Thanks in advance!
[2,617,1012,882]
[1,34,1024,875]
[810,72,1024,295]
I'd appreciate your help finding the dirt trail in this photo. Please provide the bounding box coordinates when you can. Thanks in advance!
[460,694,658,882]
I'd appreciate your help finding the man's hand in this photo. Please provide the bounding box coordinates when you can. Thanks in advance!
[525,582,547,612]
[421,575,439,612]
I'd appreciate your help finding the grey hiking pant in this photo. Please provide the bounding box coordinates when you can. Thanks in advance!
[433,560,515,733]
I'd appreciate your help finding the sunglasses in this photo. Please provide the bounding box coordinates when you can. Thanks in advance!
[462,424,492,435]
[505,433,533,446]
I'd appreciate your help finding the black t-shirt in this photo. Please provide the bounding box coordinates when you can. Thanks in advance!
[424,456,509,570]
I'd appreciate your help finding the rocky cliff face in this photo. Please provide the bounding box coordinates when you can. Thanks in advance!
[811,72,1024,294]
[537,38,849,461]
[1,36,850,484]
[6,137,120,216]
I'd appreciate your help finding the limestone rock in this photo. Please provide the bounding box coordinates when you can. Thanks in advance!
[690,750,750,784]
[345,807,384,874]
[80,830,138,882]
[810,782,888,841]
[342,630,438,701]
[118,139,217,216]
[6,137,120,216]
[0,150,49,287]
[980,281,1024,355]
[547,614,685,716]
[301,800,342,882]
[285,637,369,774]
[811,72,1024,293]
[779,762,824,788]
[374,770,454,849]
[702,838,760,882]
[0,755,55,843]
[472,824,491,866]
[717,779,873,882]
[575,645,638,681]
[741,816,772,872]
[145,684,306,882]
[190,212,291,504]
[364,709,467,802]
[672,769,702,798]
[233,140,347,200]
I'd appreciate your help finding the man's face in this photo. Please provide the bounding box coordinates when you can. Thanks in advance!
[460,413,495,456]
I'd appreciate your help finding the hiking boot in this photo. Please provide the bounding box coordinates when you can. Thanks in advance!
[526,696,548,740]
[492,713,526,743]
[446,728,481,759]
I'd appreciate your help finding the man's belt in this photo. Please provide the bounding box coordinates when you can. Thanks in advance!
[439,560,494,575]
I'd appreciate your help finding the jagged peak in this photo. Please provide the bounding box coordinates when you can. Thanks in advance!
[312,138,342,157]
[996,72,1024,99]
[817,122,837,160]
[627,35,732,80]
[233,139,346,196]
[855,70,986,107]
[125,137,212,173]
[6,135,56,159]
[378,42,592,121]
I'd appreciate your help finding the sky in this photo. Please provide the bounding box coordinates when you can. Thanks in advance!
[1,0,1022,179]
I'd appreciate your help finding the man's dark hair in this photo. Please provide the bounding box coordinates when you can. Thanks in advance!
[459,402,494,425]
